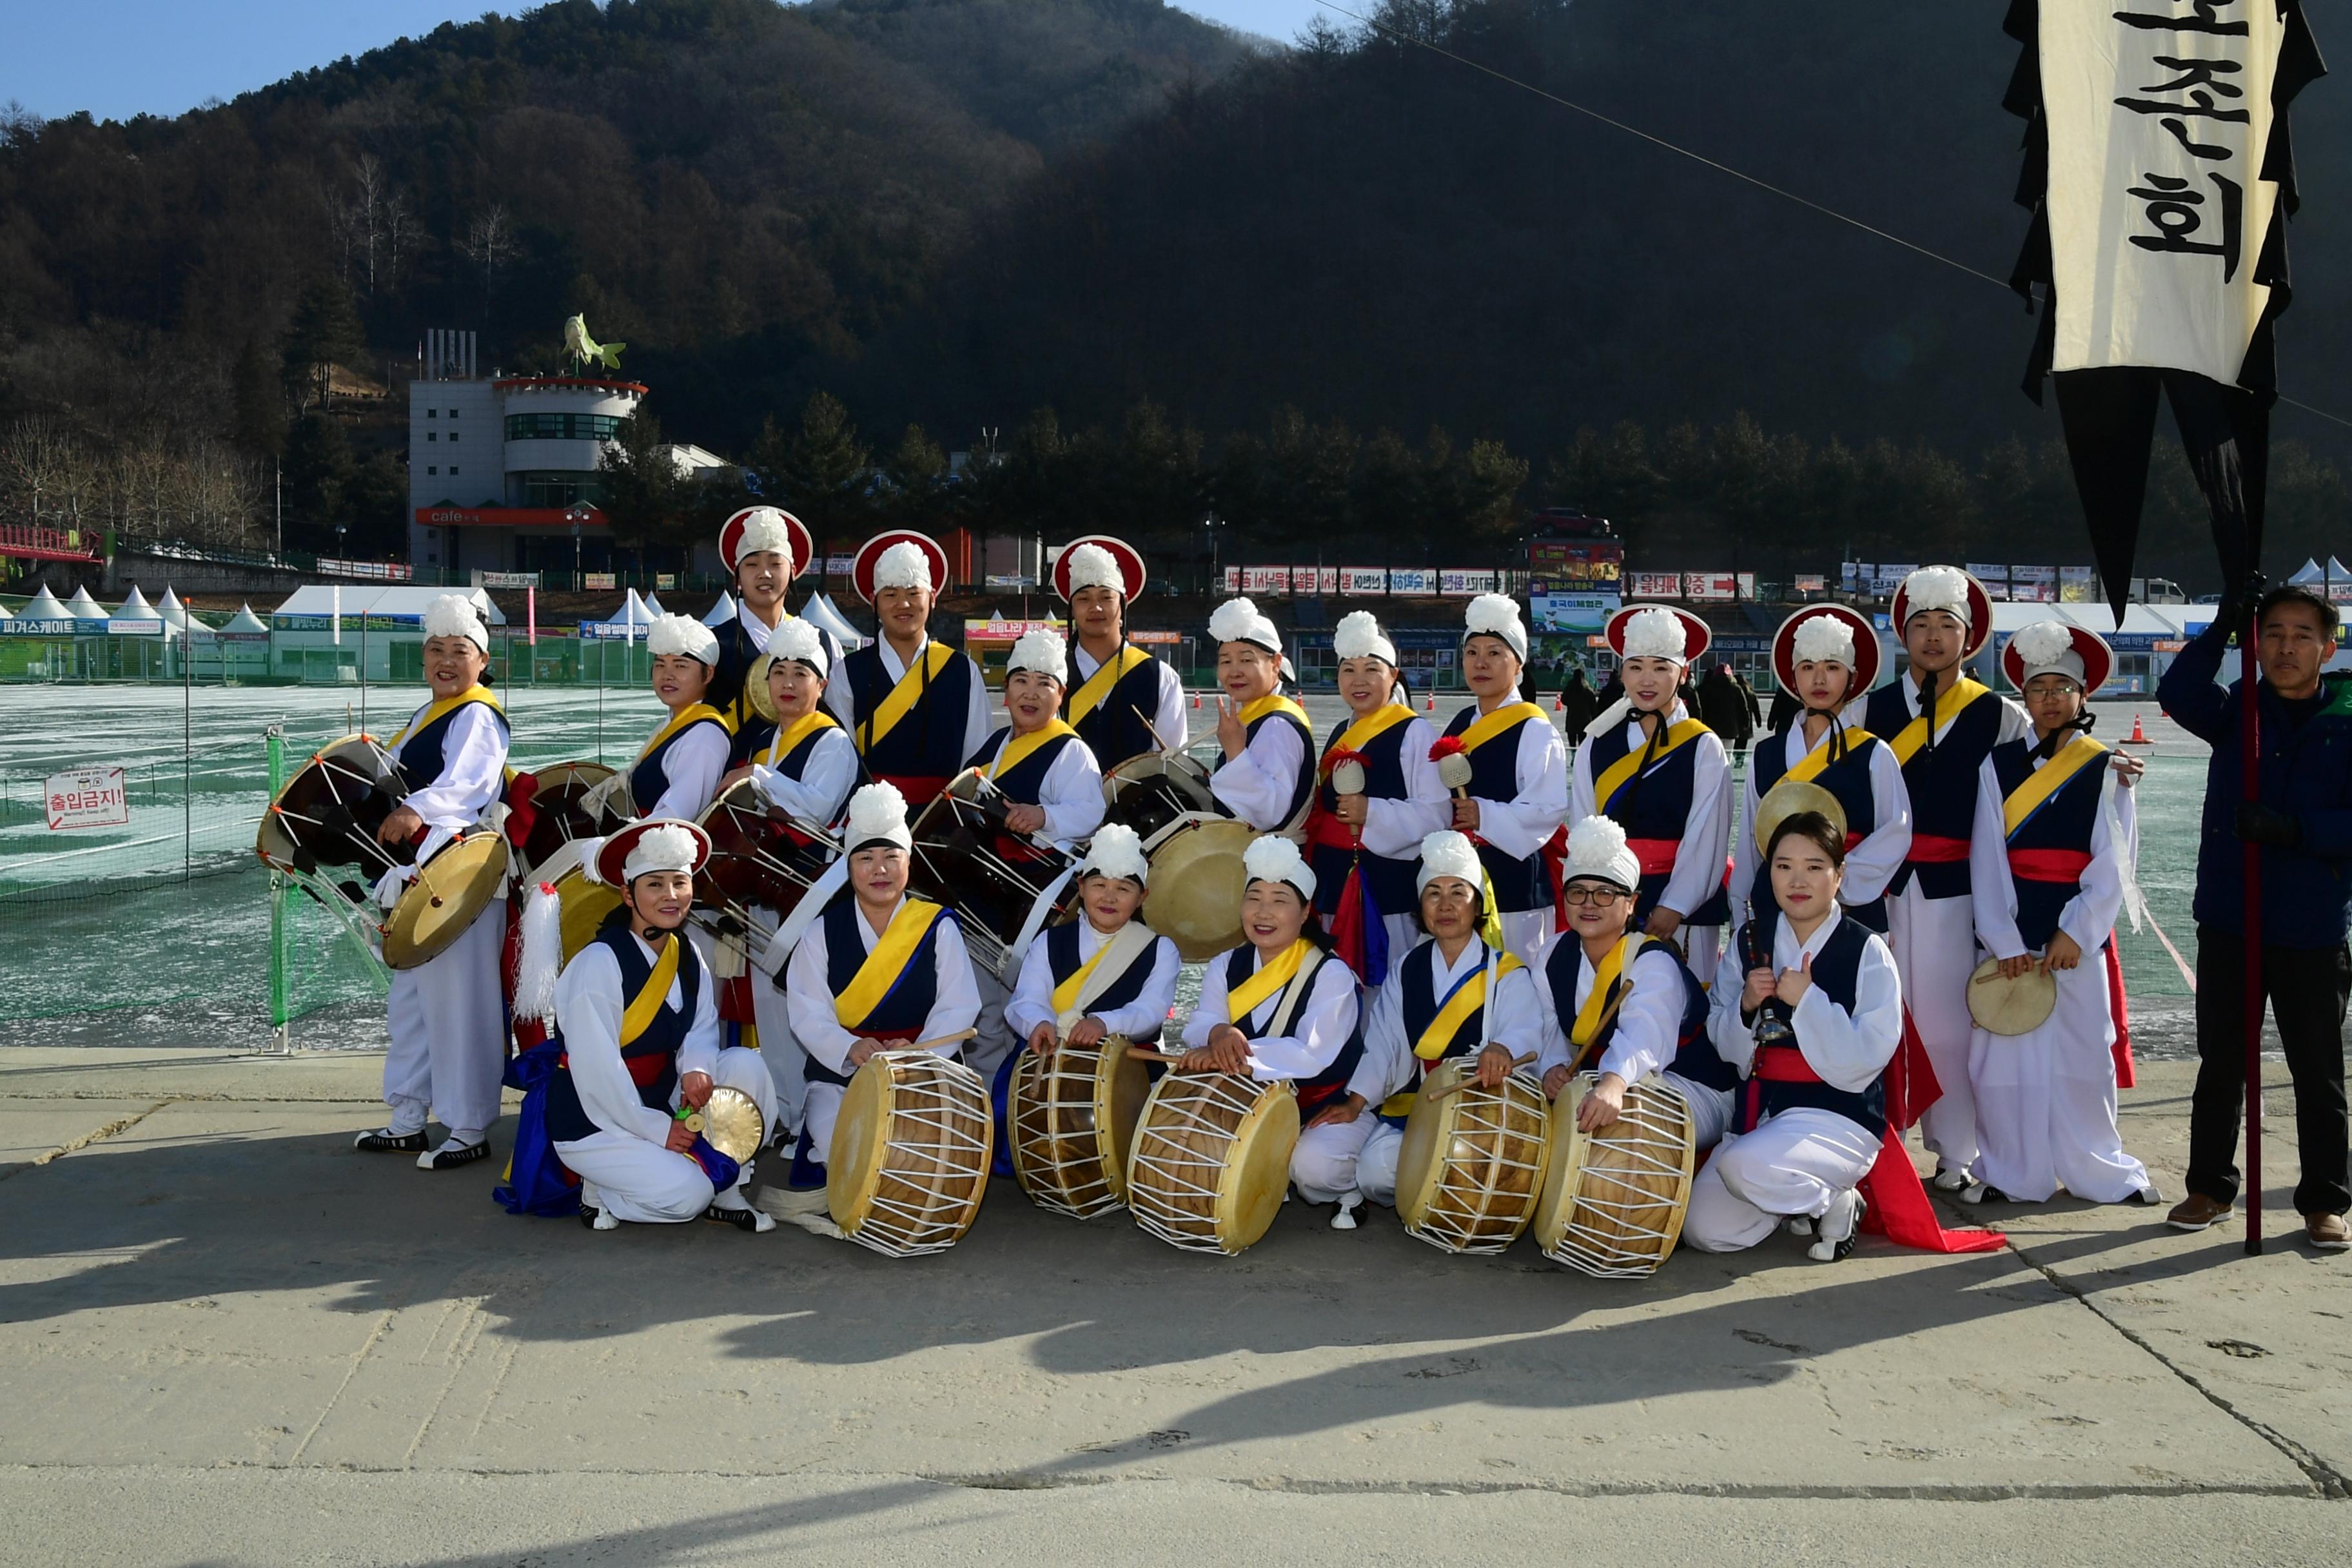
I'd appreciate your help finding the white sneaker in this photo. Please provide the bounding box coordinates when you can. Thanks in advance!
[1808,1189,1865,1263]
[1331,1198,1361,1231]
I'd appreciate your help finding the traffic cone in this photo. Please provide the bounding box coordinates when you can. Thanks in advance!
[1426,693,1436,711]
[1191,691,1202,709]
[1554,690,1565,710]
[2126,713,2150,745]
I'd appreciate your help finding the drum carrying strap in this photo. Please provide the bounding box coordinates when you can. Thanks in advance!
[1415,950,1524,1061]
[621,936,682,1048]
[1226,938,1313,1024]
[391,685,504,747]
[1066,644,1153,727]
[764,709,841,768]
[860,642,957,753]
[1052,921,1159,1023]
[1591,717,1709,815]
[1885,680,1991,765]
[2002,736,2107,838]
[1783,724,1876,786]
[635,702,732,763]
[834,900,944,1030]
[990,719,1078,779]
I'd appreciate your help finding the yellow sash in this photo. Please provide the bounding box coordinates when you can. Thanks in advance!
[619,934,682,1047]
[1458,700,1550,753]
[2002,736,2108,839]
[1886,678,1992,766]
[860,642,956,753]
[763,709,841,768]
[391,685,502,747]
[990,718,1077,780]
[1413,948,1525,1060]
[1067,644,1153,727]
[1322,702,1415,774]
[1226,938,1311,1023]
[1569,936,1635,1048]
[834,899,945,1030]
[1239,692,1314,741]
[635,701,730,765]
[1783,724,1875,787]
[1591,716,1710,814]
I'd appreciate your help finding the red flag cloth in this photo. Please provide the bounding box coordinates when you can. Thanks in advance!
[1539,824,1570,932]
[502,770,542,852]
[2104,937,2137,1089]
[1883,1004,1945,1132]
[1326,863,1388,985]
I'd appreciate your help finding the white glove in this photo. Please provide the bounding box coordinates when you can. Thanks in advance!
[372,863,418,909]
[750,763,790,811]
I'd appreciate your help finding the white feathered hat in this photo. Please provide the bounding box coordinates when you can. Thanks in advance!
[845,781,912,854]
[2003,620,2113,694]
[767,615,828,676]
[648,612,720,665]
[1462,593,1528,662]
[1007,626,1068,685]
[579,818,713,887]
[1079,822,1150,887]
[1415,829,1483,896]
[423,593,489,651]
[1770,604,1881,696]
[1562,814,1642,895]
[1210,596,1282,658]
[1243,834,1315,902]
[1605,603,1707,666]
[1893,565,1993,658]
[720,505,805,574]
[1333,609,1396,666]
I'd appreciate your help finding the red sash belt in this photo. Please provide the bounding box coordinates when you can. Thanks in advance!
[874,773,951,808]
[1303,806,1358,853]
[1540,824,1570,932]
[1843,831,1864,853]
[1627,838,1681,876]
[2008,848,2092,883]
[1906,834,1970,865]
[1752,1043,1819,1081]
[558,1048,673,1088]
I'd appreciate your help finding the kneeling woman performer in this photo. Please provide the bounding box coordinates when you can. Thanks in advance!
[538,819,781,1231]
[1314,829,1545,1228]
[1178,837,1365,1202]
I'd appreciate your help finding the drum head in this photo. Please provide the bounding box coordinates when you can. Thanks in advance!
[258,735,400,871]
[701,1085,767,1164]
[1533,1073,1698,1275]
[382,832,508,970]
[1752,779,1849,854]
[1214,1081,1300,1252]
[538,841,623,963]
[828,1057,896,1235]
[1141,815,1257,963]
[697,776,821,917]
[518,760,617,877]
[1968,957,2058,1036]
[1097,1037,1151,1205]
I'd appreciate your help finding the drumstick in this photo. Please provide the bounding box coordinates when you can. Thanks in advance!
[894,1027,979,1054]
[1427,1052,1537,1100]
[1126,1046,1184,1063]
[1130,705,1171,752]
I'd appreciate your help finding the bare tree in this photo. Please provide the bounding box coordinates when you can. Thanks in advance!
[458,203,515,311]
[382,191,421,294]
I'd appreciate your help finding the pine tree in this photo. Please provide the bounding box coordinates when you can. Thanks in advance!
[279,277,366,413]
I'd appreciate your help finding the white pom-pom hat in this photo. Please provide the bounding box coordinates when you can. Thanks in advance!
[1210,596,1282,658]
[1007,627,1068,685]
[1771,605,1881,697]
[845,781,913,854]
[1053,536,1147,602]
[1892,565,1992,658]
[852,530,949,603]
[744,619,830,722]
[719,504,811,576]
[580,818,712,887]
[1243,834,1316,902]
[1462,593,1527,662]
[422,593,490,651]
[2003,620,2112,694]
[1079,823,1150,887]
[1415,829,1483,896]
[1562,814,1642,895]
[1333,609,1396,666]
[1605,604,1709,667]
[647,612,720,665]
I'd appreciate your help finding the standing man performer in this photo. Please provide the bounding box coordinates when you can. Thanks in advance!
[357,593,511,1170]
[1965,622,2156,1209]
[1851,566,2023,1193]
[1436,593,1569,970]
[2159,578,2352,1252]
[1054,534,1186,766]
[1533,816,1737,1154]
[1731,605,1910,939]
[1207,596,1317,832]
[1571,604,1732,987]
[961,626,1106,1084]
[1304,610,1447,974]
[707,504,841,761]
[525,819,779,1232]
[626,614,734,823]
[834,530,990,811]
[1311,829,1545,1228]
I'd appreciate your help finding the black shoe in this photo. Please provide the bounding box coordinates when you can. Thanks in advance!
[355,1127,428,1153]
[578,1204,603,1231]
[703,1202,776,1233]
[418,1139,492,1171]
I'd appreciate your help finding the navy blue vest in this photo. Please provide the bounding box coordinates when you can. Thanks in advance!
[967,727,1079,805]
[629,709,729,818]
[1749,723,1888,932]
[1442,705,1553,912]
[1540,934,1732,1092]
[805,894,954,1086]
[542,914,705,1144]
[1068,645,1170,768]
[1582,715,1730,926]
[1042,921,1162,1023]
[844,640,979,785]
[1309,711,1421,921]
[1731,911,1885,1137]
[1990,738,2108,950]
[712,616,845,766]
[1226,705,1316,828]
[1395,938,1511,1072]
[396,694,509,790]
[1222,945,1364,1112]
[1861,678,2006,899]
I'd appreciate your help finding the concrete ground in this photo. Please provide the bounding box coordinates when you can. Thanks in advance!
[1,1048,2346,1566]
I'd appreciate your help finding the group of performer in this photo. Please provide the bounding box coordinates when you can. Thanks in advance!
[345,529,2158,1265]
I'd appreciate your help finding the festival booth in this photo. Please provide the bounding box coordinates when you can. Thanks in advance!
[268,585,507,684]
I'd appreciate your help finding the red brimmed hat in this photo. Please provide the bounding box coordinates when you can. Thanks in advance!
[852,530,951,604]
[1052,534,1148,602]
[1604,603,1712,665]
[1771,604,1882,697]
[2001,621,2113,697]
[1890,566,1994,660]
[587,818,712,888]
[718,505,813,577]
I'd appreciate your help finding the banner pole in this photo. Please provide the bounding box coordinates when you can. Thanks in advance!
[2241,606,2264,1257]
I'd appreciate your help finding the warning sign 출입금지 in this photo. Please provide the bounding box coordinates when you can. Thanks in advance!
[46,767,130,830]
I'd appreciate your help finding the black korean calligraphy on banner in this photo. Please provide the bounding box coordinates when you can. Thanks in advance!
[2005,0,2322,614]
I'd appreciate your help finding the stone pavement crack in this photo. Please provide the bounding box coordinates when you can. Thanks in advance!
[0,1099,168,1182]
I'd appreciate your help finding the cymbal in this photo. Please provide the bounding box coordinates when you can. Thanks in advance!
[700,1085,767,1163]
[1967,957,2057,1037]
[381,832,507,970]
[1752,779,1849,855]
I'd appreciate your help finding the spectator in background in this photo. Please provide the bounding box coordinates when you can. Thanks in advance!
[1736,666,1765,734]
[1696,662,1756,754]
[2157,579,2352,1253]
[1558,666,1600,741]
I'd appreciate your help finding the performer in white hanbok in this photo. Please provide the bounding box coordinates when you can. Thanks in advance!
[1307,830,1545,1227]
[1435,594,1569,970]
[1054,535,1188,767]
[707,504,844,760]
[1533,816,1736,1150]
[1571,605,1732,987]
[628,613,734,822]
[1206,596,1316,832]
[355,593,511,1170]
[831,531,992,810]
[1963,621,2158,1208]
[530,819,779,1231]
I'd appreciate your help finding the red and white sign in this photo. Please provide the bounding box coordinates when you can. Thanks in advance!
[46,767,129,830]
[1242,565,1290,595]
[1341,566,1387,594]
[1627,571,1683,598]
[1292,565,1338,595]
[1685,573,1740,602]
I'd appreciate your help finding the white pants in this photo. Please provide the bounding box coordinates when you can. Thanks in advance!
[1498,908,1561,975]
[382,897,507,1139]
[1663,1073,1736,1152]
[1680,924,1721,991]
[1355,1121,1404,1206]
[968,966,1017,1087]
[1293,1114,1379,1203]
[1969,957,2150,1203]
[1885,881,1979,1173]
[747,924,807,1139]
[554,1044,777,1224]
[1682,1108,1881,1253]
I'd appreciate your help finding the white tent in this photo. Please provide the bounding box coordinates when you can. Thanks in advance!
[270,585,507,624]
[64,586,109,620]
[641,593,667,618]
[221,604,271,634]
[616,589,654,626]
[0,599,12,620]
[701,590,738,627]
[155,586,190,627]
[2290,558,2328,583]
[112,587,162,621]
[17,586,70,620]
[802,593,868,649]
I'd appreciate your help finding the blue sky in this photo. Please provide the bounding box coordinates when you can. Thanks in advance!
[2,1,1331,124]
